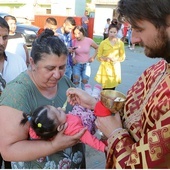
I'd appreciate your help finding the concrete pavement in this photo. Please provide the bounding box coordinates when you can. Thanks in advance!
[86,45,160,169]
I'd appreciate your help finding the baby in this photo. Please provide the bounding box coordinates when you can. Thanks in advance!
[20,84,107,162]
[20,105,107,152]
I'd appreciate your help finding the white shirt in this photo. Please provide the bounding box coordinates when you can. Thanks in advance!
[104,23,110,34]
[6,33,27,62]
[3,51,27,83]
[117,24,124,39]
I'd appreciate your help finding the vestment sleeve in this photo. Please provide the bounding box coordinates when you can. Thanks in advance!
[106,110,170,168]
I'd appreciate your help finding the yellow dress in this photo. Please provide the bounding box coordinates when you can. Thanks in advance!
[95,38,125,88]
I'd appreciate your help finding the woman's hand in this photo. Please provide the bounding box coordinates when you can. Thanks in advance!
[95,113,122,138]
[72,58,77,64]
[51,123,86,151]
[66,88,97,110]
[88,56,95,63]
[99,56,107,62]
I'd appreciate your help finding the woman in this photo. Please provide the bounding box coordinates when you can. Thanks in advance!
[72,26,98,89]
[95,23,125,90]
[0,29,86,169]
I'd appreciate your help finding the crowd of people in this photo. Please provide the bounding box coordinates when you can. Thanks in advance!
[0,0,170,169]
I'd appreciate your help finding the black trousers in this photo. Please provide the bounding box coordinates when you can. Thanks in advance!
[103,33,108,40]
[0,154,11,169]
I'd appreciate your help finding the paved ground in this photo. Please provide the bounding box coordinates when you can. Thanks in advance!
[86,45,160,169]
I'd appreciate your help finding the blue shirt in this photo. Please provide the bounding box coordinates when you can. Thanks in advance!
[56,28,73,66]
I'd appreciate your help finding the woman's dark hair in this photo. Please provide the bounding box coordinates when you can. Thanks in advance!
[73,25,86,36]
[111,18,122,31]
[108,23,119,32]
[20,105,60,140]
[117,0,170,29]
[31,29,68,64]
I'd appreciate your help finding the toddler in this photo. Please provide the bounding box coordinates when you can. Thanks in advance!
[20,84,106,162]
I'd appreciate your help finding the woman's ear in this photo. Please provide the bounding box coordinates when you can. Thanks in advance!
[57,124,64,132]
[29,57,36,71]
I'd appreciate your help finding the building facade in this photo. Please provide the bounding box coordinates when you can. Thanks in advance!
[0,0,86,20]
[93,0,119,36]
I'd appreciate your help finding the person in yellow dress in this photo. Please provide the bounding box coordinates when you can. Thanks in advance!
[95,23,126,90]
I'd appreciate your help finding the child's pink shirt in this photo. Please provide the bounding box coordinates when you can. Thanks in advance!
[64,114,105,152]
[29,114,106,152]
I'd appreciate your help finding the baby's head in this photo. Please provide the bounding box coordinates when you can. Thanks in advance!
[20,105,66,140]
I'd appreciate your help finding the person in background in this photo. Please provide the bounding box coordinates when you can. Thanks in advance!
[103,18,111,40]
[72,25,98,90]
[127,24,135,50]
[4,15,29,66]
[127,24,132,48]
[81,10,89,37]
[37,17,58,36]
[0,29,86,169]
[56,17,76,80]
[0,16,27,169]
[112,18,124,41]
[66,0,170,168]
[95,23,125,90]
[122,21,129,42]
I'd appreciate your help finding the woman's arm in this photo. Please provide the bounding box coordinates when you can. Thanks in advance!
[66,88,97,110]
[0,106,85,162]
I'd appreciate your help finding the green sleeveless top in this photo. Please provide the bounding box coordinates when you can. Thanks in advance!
[0,71,86,169]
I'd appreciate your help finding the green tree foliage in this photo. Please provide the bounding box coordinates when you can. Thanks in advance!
[86,0,92,3]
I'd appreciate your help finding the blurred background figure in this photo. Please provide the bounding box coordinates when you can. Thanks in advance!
[103,18,111,40]
[122,21,129,43]
[57,17,76,80]
[81,10,89,37]
[127,24,135,50]
[4,15,29,66]
[0,16,27,169]
[72,26,98,89]
[37,17,57,36]
[111,18,124,42]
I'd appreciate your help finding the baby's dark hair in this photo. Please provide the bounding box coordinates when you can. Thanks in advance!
[20,106,60,140]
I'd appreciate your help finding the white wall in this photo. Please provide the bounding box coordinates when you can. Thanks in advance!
[94,4,115,36]
[51,0,86,16]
